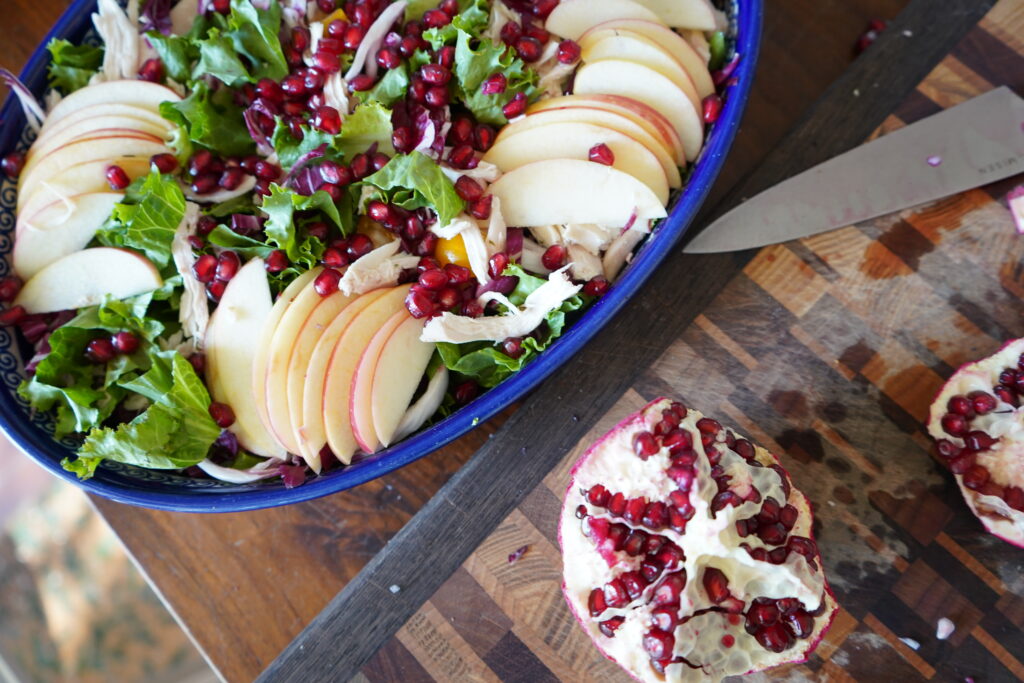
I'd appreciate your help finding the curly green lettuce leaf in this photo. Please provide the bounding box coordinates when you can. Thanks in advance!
[335,101,394,157]
[18,296,165,439]
[271,119,336,170]
[195,28,252,87]
[354,64,410,108]
[160,80,254,157]
[45,39,103,94]
[362,151,464,226]
[224,0,288,82]
[452,29,539,125]
[95,170,186,268]
[65,349,221,478]
[421,0,490,48]
[434,265,588,387]
[146,32,197,83]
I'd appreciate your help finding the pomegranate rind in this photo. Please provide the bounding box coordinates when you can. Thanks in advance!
[558,398,838,682]
[927,338,1024,548]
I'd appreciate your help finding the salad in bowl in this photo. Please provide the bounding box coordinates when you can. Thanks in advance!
[0,0,751,503]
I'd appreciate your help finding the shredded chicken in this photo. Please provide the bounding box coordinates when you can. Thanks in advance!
[567,244,603,281]
[533,40,576,98]
[562,223,616,254]
[431,213,478,240]
[304,21,325,68]
[485,0,518,44]
[171,202,210,349]
[485,195,507,254]
[344,1,407,82]
[461,222,492,286]
[337,240,419,296]
[92,0,142,82]
[439,159,501,185]
[520,237,551,275]
[322,71,351,115]
[528,225,561,248]
[421,267,581,343]
[603,222,649,281]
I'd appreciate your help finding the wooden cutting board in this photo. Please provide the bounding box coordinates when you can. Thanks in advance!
[357,4,1024,681]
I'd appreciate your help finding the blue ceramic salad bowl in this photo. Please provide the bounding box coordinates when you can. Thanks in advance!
[0,0,762,512]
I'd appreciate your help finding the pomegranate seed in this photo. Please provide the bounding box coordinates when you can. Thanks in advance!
[315,51,342,72]
[405,289,437,318]
[533,0,559,17]
[264,250,288,273]
[785,610,814,638]
[449,116,475,144]
[779,504,798,529]
[947,395,974,416]
[588,143,615,166]
[575,504,587,519]
[623,497,647,524]
[968,390,997,414]
[481,73,507,95]
[193,254,217,283]
[376,47,401,70]
[313,106,342,134]
[964,430,996,451]
[787,536,817,558]
[322,247,348,268]
[514,36,542,62]
[642,629,674,660]
[106,164,131,190]
[347,234,373,259]
[85,338,116,363]
[488,252,509,279]
[607,492,626,516]
[502,93,527,119]
[755,622,794,653]
[453,380,478,405]
[667,465,694,492]
[583,276,610,297]
[425,86,449,108]
[541,244,566,270]
[138,57,164,82]
[586,484,609,506]
[254,160,280,181]
[191,173,220,194]
[632,431,659,459]
[557,39,581,64]
[218,167,243,191]
[598,616,625,638]
[349,153,371,178]
[642,502,669,530]
[702,567,729,603]
[1004,486,1024,511]
[447,144,476,169]
[314,268,342,296]
[962,464,990,490]
[149,153,178,174]
[472,124,496,152]
[656,543,684,571]
[454,176,483,202]
[746,598,780,629]
[758,498,781,523]
[620,571,646,600]
[421,64,451,85]
[437,46,456,69]
[702,94,723,124]
[467,195,492,220]
[1,152,25,178]
[418,268,448,291]
[208,401,235,427]
[0,277,21,303]
[622,529,647,556]
[215,251,240,281]
[588,588,607,616]
[949,451,976,474]
[417,232,439,257]
[502,337,524,358]
[111,331,140,354]
[399,35,421,57]
[603,578,629,609]
[500,21,521,44]
[662,429,692,453]
[206,280,226,301]
[940,413,968,437]
[650,606,679,632]
[423,8,451,28]
[439,0,459,15]
[371,153,390,172]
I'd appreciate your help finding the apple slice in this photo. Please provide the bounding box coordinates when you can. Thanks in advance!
[573,59,704,161]
[527,94,685,166]
[499,109,681,188]
[251,268,321,453]
[582,19,715,98]
[321,285,411,463]
[349,310,408,453]
[579,32,701,111]
[41,80,181,133]
[488,159,667,227]
[262,269,330,455]
[15,247,161,314]
[204,258,285,459]
[37,103,178,146]
[14,193,124,279]
[369,316,437,448]
[629,0,722,30]
[297,289,391,464]
[545,0,662,40]
[483,121,670,203]
[18,157,151,217]
[27,121,172,166]
[284,287,357,470]
[18,136,170,198]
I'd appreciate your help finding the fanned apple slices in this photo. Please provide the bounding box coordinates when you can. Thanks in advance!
[484,0,718,227]
[209,264,436,472]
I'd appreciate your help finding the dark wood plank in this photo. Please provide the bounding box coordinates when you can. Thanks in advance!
[258,0,998,679]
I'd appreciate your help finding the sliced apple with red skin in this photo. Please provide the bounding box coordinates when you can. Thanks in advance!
[15,247,162,314]
[629,0,722,30]
[27,122,173,166]
[205,258,285,459]
[368,315,437,448]
[40,80,181,133]
[574,59,704,161]
[488,159,667,227]
[349,310,408,453]
[284,287,358,470]
[14,192,123,279]
[262,269,329,455]
[581,19,714,98]
[504,107,681,188]
[483,121,670,203]
[37,103,177,145]
[579,32,701,111]
[297,289,391,464]
[18,157,152,217]
[545,0,661,41]
[321,286,410,464]
[18,136,170,197]
[527,94,685,166]
[251,268,320,453]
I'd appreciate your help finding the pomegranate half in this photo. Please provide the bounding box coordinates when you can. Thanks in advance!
[559,398,837,681]
[927,339,1024,548]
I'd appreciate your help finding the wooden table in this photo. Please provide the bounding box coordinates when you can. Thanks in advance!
[3,0,1017,681]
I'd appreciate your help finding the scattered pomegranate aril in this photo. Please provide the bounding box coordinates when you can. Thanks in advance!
[481,73,507,95]
[138,57,165,82]
[557,39,581,64]
[206,279,227,301]
[642,629,674,660]
[85,337,117,364]
[599,616,625,638]
[1,152,25,178]
[208,401,235,428]
[502,92,527,119]
[192,254,217,283]
[313,268,342,297]
[583,276,610,297]
[514,36,542,62]
[542,244,566,270]
[265,249,288,273]
[467,195,493,220]
[588,143,615,166]
[105,164,131,190]
[454,175,483,201]
[422,8,451,28]
[0,276,22,303]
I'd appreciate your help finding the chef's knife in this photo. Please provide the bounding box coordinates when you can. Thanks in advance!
[684,86,1024,253]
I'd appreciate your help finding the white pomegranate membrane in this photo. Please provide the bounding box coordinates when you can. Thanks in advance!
[559,398,837,682]
[927,338,1024,547]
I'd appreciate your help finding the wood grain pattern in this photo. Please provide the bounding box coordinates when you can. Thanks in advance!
[261,0,1008,680]
[348,4,1024,681]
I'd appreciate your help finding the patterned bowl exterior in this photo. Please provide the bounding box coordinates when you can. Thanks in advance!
[0,0,762,512]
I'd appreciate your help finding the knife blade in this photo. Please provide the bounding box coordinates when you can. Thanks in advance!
[684,86,1024,253]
